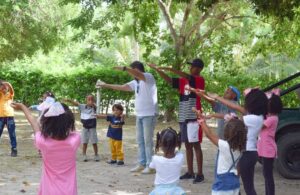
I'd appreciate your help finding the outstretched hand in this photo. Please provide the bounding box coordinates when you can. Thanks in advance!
[147,63,158,70]
[11,102,26,110]
[158,66,172,71]
[95,79,106,88]
[113,66,124,71]
[191,107,206,124]
[207,92,219,99]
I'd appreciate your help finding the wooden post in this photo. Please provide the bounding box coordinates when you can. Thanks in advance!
[96,79,102,114]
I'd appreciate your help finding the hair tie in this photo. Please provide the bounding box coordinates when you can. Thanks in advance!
[37,97,55,111]
[44,102,65,117]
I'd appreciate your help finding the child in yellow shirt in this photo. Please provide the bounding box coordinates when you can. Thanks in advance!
[0,80,17,157]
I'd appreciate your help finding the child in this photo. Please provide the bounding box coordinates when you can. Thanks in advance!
[96,104,125,165]
[190,86,240,139]
[149,59,205,183]
[64,95,100,162]
[149,127,185,195]
[11,102,80,195]
[257,92,282,195]
[30,91,55,112]
[207,88,268,195]
[0,80,17,157]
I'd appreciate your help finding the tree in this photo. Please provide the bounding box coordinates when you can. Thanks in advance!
[0,0,77,62]
[249,0,300,20]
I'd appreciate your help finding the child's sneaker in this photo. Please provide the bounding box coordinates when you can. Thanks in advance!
[180,172,195,180]
[193,174,204,184]
[141,167,155,174]
[94,155,100,162]
[117,161,124,166]
[107,160,117,164]
[83,155,88,162]
[130,164,145,172]
[11,148,17,157]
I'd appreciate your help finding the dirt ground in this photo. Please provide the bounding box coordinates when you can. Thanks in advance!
[0,112,300,195]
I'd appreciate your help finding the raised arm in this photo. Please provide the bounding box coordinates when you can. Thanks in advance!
[200,120,219,146]
[95,114,108,119]
[159,67,190,79]
[208,93,246,114]
[187,87,216,106]
[148,63,172,85]
[11,103,40,133]
[192,108,219,146]
[63,99,80,106]
[114,66,146,81]
[100,83,132,92]
[3,82,14,96]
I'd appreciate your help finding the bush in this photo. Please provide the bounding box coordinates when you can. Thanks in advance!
[0,67,298,117]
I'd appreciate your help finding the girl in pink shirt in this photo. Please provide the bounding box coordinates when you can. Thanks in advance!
[257,94,282,195]
[11,102,80,195]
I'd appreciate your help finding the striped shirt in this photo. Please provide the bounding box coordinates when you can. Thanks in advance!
[172,76,205,123]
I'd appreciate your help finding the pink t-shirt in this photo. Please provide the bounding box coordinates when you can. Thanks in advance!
[257,115,278,158]
[35,131,81,195]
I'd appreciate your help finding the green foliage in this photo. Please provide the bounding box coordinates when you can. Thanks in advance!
[0,0,80,63]
[1,66,298,118]
[249,0,300,20]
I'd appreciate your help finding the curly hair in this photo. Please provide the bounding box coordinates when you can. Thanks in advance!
[155,127,181,156]
[40,103,75,140]
[113,103,124,112]
[245,88,268,118]
[224,119,247,152]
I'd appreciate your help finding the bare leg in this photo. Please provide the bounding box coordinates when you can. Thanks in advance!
[193,142,203,176]
[82,143,88,155]
[92,143,98,155]
[185,142,194,175]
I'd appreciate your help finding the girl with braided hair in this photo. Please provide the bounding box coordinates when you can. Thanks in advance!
[149,127,185,195]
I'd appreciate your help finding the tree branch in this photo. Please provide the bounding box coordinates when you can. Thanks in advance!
[186,4,219,40]
[179,0,194,37]
[167,0,172,10]
[157,0,178,43]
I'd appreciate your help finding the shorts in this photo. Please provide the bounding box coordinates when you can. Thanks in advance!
[179,122,203,143]
[81,128,98,144]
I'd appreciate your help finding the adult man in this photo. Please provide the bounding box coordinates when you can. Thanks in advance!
[0,80,17,157]
[98,61,157,174]
[149,58,205,184]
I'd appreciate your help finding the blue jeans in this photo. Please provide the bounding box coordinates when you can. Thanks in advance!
[136,115,156,167]
[0,117,17,149]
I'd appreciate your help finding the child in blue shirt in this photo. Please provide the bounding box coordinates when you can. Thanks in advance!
[96,104,125,165]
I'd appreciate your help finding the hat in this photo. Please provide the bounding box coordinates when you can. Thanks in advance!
[229,86,240,101]
[187,58,204,68]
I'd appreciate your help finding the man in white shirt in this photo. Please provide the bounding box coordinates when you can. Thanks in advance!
[97,61,158,174]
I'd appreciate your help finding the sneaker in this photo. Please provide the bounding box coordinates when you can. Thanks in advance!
[83,155,88,162]
[117,161,124,166]
[107,160,117,164]
[180,172,195,180]
[141,167,155,174]
[193,174,204,184]
[94,155,100,162]
[11,148,17,157]
[130,164,145,172]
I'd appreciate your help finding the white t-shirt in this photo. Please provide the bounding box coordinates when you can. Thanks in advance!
[217,140,240,175]
[127,73,158,117]
[243,114,264,151]
[78,104,96,120]
[149,152,184,185]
